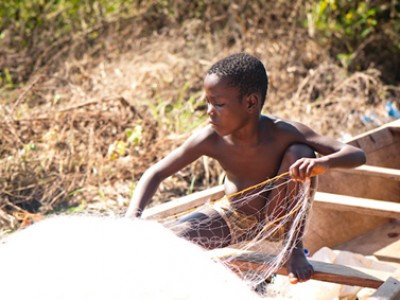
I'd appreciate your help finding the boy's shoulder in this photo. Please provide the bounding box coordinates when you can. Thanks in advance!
[184,125,220,148]
[182,126,222,157]
[262,115,311,137]
[191,125,219,140]
[262,115,298,131]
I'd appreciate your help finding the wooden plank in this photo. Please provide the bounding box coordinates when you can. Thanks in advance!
[345,119,400,144]
[345,120,400,156]
[304,207,388,254]
[354,128,398,154]
[390,125,400,133]
[318,166,400,201]
[369,277,400,300]
[143,185,225,219]
[143,187,400,222]
[314,192,400,219]
[388,119,400,130]
[335,221,400,268]
[211,248,387,289]
[362,142,400,169]
[339,165,400,181]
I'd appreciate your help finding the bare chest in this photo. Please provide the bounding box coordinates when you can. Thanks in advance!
[212,141,287,189]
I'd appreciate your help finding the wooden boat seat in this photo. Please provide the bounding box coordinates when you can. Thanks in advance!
[210,248,400,298]
[211,248,389,289]
[339,165,400,181]
[314,192,400,219]
[389,122,400,133]
[143,185,225,219]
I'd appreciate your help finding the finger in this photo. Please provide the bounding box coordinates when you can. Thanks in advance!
[290,161,307,181]
[303,159,318,178]
[298,161,310,179]
[306,164,315,178]
[303,164,317,179]
[289,162,300,179]
[293,161,309,181]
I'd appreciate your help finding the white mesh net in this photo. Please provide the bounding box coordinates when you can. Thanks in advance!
[156,172,314,289]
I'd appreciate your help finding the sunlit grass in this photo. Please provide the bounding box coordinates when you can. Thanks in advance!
[146,83,207,136]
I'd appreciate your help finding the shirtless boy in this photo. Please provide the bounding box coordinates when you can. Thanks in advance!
[126,53,366,283]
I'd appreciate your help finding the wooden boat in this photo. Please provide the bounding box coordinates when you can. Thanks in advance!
[142,119,400,298]
[305,118,400,256]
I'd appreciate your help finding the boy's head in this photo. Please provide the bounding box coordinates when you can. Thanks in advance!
[207,53,268,108]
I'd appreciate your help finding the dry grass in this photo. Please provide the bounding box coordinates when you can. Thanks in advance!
[1,2,399,234]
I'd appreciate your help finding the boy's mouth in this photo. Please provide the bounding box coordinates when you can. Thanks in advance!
[209,121,218,128]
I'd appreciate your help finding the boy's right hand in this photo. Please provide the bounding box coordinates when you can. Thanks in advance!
[289,157,328,181]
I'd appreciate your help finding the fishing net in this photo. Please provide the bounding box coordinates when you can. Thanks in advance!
[0,216,265,300]
[152,172,314,288]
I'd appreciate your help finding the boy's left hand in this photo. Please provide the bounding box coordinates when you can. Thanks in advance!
[289,158,328,181]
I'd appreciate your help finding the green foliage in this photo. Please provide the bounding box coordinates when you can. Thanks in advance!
[306,0,400,69]
[106,125,143,160]
[0,68,15,88]
[170,82,206,133]
[0,0,133,48]
[126,125,143,146]
[146,84,206,135]
[309,0,379,42]
[0,0,141,89]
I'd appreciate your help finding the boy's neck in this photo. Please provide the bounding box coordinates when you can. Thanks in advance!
[225,116,265,146]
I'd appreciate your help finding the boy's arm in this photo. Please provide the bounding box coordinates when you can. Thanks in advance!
[288,122,366,181]
[125,128,213,218]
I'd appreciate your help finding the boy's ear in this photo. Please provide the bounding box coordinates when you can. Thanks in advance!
[245,93,260,112]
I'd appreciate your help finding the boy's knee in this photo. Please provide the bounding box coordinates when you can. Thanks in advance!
[169,222,191,237]
[284,144,316,164]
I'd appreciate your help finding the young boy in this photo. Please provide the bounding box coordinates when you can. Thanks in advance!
[126,53,366,283]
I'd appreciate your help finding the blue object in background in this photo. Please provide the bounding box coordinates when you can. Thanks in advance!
[360,115,374,123]
[304,248,310,257]
[385,101,400,118]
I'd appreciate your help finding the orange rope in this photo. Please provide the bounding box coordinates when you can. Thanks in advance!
[14,211,42,229]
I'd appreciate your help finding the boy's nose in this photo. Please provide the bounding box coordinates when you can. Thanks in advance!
[207,104,215,116]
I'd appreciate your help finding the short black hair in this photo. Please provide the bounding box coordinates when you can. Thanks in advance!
[207,53,268,108]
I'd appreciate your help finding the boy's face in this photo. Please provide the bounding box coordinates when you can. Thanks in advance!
[204,73,251,136]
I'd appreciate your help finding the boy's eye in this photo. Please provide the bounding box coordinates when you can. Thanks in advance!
[205,97,224,108]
